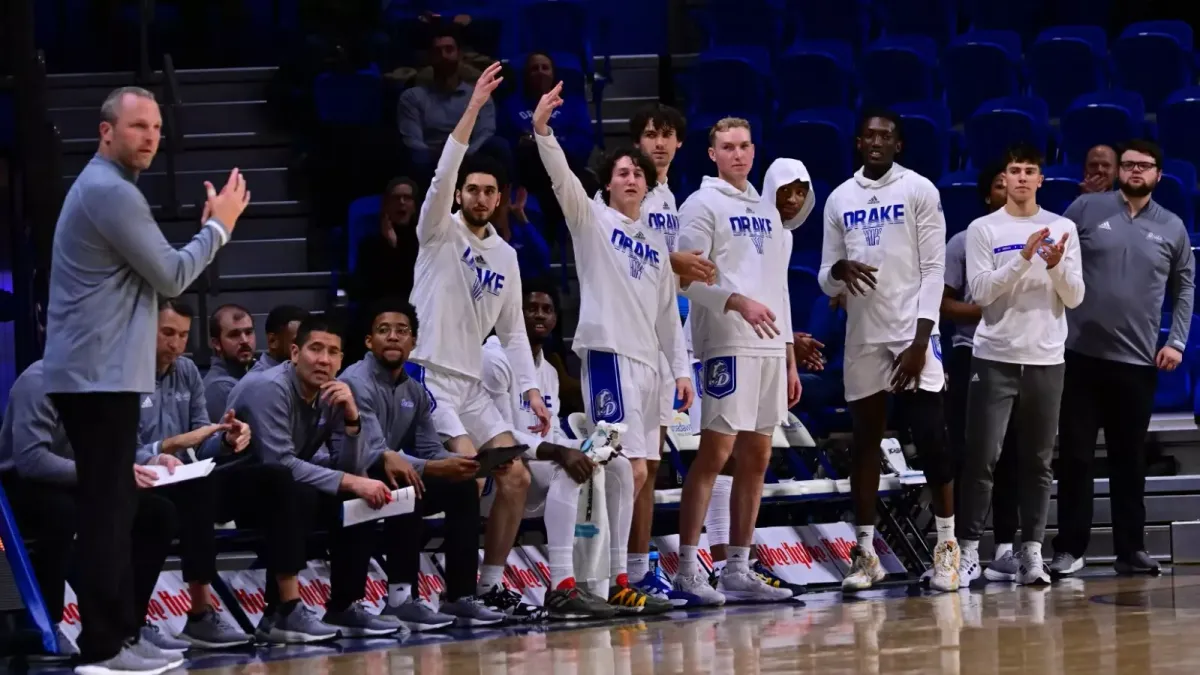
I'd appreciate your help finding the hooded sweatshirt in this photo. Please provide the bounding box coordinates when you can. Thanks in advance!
[762,158,817,231]
[820,163,945,347]
[678,175,793,360]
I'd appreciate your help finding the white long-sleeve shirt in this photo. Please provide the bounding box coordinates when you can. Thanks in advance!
[966,206,1085,365]
[408,137,538,396]
[481,336,578,457]
[678,176,793,359]
[819,163,945,346]
[534,130,689,380]
[643,183,681,253]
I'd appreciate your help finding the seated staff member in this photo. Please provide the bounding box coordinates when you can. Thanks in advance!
[338,299,508,631]
[0,360,181,668]
[202,303,257,421]
[248,305,309,375]
[228,316,400,640]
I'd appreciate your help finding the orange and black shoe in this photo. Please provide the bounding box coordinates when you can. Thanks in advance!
[609,573,672,615]
[752,560,807,598]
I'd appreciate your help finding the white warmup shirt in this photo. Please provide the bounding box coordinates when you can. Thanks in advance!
[408,137,538,395]
[966,207,1085,365]
[481,336,578,457]
[819,163,945,346]
[534,129,690,380]
[643,183,681,253]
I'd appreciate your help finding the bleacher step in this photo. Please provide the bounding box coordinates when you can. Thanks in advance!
[44,67,276,108]
[62,166,292,209]
[62,145,293,174]
[50,100,274,142]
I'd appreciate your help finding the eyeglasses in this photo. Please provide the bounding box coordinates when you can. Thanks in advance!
[375,325,412,337]
[1119,161,1157,172]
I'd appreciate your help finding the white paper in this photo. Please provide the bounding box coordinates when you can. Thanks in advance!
[342,487,416,527]
[149,458,216,486]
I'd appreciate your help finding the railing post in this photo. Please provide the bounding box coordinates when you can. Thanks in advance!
[161,53,181,220]
[137,0,154,85]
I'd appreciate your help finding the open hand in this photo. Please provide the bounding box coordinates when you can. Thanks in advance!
[831,260,878,296]
[203,168,251,233]
[381,450,424,498]
[793,333,826,371]
[670,250,718,286]
[1021,228,1051,262]
[730,294,779,339]
[1038,232,1069,269]
[890,342,927,393]
[526,389,551,436]
[469,62,504,111]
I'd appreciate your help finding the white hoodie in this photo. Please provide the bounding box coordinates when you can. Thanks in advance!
[643,183,681,253]
[480,336,579,457]
[819,163,945,347]
[534,130,690,380]
[762,158,817,231]
[678,173,794,360]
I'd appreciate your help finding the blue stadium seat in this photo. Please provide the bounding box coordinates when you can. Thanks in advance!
[1050,0,1115,26]
[1113,21,1195,113]
[893,102,951,181]
[775,108,856,186]
[313,66,383,126]
[937,170,986,237]
[943,31,1023,125]
[346,195,383,272]
[787,0,871,51]
[964,0,1046,43]
[514,0,595,69]
[1028,26,1108,119]
[876,0,958,45]
[790,180,830,267]
[1159,159,1197,231]
[689,47,772,120]
[776,41,855,114]
[1159,87,1200,177]
[1163,316,1200,412]
[860,36,939,108]
[788,267,823,336]
[965,96,1050,169]
[1041,165,1083,215]
[1060,90,1146,166]
[692,0,784,50]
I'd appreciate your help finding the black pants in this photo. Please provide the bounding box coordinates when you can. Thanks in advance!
[48,392,143,661]
[0,473,177,638]
[388,474,480,602]
[946,346,1020,543]
[1053,350,1158,559]
[159,464,307,590]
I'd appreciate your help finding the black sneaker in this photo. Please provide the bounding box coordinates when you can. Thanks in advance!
[752,560,807,598]
[479,584,549,622]
[545,584,619,620]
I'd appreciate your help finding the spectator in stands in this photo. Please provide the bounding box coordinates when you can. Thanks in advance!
[250,305,311,374]
[134,299,336,648]
[351,177,422,308]
[493,185,552,278]
[228,316,401,639]
[1080,144,1117,194]
[338,299,506,630]
[1052,139,1195,577]
[0,360,179,661]
[397,26,511,182]
[203,303,257,421]
[941,161,1023,582]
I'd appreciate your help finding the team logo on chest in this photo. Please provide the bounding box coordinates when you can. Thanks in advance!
[727,210,774,254]
[646,207,679,251]
[843,198,905,247]
[461,247,506,301]
[610,227,662,280]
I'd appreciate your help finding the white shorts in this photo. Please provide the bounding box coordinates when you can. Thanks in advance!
[699,355,787,436]
[407,363,510,448]
[480,460,560,518]
[843,339,947,402]
[582,350,660,460]
[658,352,677,427]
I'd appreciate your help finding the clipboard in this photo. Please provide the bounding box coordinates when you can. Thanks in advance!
[474,445,529,477]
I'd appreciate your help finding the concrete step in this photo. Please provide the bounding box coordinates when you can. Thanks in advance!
[44,67,276,108]
[185,280,331,315]
[63,166,292,209]
[63,145,293,174]
[160,215,307,242]
[163,235,309,276]
[51,100,273,142]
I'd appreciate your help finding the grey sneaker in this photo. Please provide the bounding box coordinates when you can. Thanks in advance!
[382,599,455,632]
[73,644,177,675]
[1114,550,1161,575]
[322,601,401,637]
[127,637,186,670]
[139,623,188,654]
[180,608,253,649]
[545,586,619,620]
[28,625,80,662]
[257,604,341,644]
[440,596,506,627]
[1049,552,1085,577]
[983,550,1020,582]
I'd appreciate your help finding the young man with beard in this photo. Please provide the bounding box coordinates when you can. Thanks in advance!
[820,109,959,593]
[203,303,256,421]
[340,300,505,630]
[481,279,626,620]
[534,82,692,614]
[249,305,310,375]
[407,62,553,620]
[1052,139,1194,577]
[961,143,1085,586]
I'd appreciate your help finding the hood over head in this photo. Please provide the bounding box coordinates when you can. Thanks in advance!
[763,158,816,230]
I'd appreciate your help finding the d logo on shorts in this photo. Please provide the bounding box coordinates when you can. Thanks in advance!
[594,389,620,421]
[704,357,736,400]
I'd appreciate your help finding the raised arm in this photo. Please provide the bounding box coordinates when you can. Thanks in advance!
[1166,225,1196,353]
[532,81,594,237]
[468,97,497,155]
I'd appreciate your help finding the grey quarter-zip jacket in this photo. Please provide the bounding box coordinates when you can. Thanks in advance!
[228,361,364,494]
[337,353,454,475]
[202,357,249,422]
[0,361,78,485]
[135,356,227,464]
[42,154,229,394]
[248,352,283,375]
[1064,191,1195,366]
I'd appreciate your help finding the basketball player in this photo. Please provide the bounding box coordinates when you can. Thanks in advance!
[406,62,555,609]
[819,109,959,592]
[533,82,693,613]
[960,143,1084,586]
[669,121,798,605]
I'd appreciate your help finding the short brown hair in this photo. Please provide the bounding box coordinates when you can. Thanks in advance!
[708,117,752,147]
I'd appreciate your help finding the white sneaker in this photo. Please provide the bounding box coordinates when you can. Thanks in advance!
[928,541,961,592]
[1017,548,1052,586]
[717,569,792,603]
[841,546,886,592]
[671,572,726,607]
[958,546,982,584]
[984,549,1019,582]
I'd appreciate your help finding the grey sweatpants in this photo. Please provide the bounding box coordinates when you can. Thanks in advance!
[959,357,1065,544]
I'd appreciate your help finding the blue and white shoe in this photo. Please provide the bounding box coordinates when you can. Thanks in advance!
[670,572,726,607]
[634,569,688,607]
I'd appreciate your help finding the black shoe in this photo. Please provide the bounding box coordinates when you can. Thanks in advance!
[1114,551,1161,576]
[479,585,548,622]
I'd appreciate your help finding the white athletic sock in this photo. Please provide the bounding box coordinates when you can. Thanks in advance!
[605,456,634,580]
[1022,541,1042,559]
[679,545,700,577]
[713,559,727,573]
[994,542,1013,559]
[477,564,505,596]
[544,466,582,588]
[961,539,980,554]
[704,475,733,547]
[856,525,876,556]
[935,516,956,545]
[388,583,412,607]
[628,553,649,581]
[727,546,751,574]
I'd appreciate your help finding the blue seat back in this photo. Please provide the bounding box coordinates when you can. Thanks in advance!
[1060,90,1146,165]
[689,48,771,119]
[1159,159,1197,230]
[876,0,958,45]
[1040,165,1083,215]
[1028,26,1108,118]
[694,0,784,50]
[943,31,1023,125]
[777,41,855,113]
[346,195,383,272]
[861,36,939,108]
[776,108,855,186]
[893,102,950,181]
[964,0,1045,42]
[1159,87,1200,175]
[789,180,830,267]
[1113,21,1195,113]
[965,96,1050,168]
[313,66,383,126]
[788,0,871,51]
[516,0,594,68]
[788,267,823,336]
[938,170,985,238]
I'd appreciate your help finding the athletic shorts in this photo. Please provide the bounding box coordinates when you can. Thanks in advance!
[843,339,946,402]
[658,352,677,427]
[582,350,660,460]
[407,363,509,448]
[699,355,787,436]
[480,460,560,519]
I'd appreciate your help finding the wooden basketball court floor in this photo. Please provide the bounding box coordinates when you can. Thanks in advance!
[27,567,1200,674]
